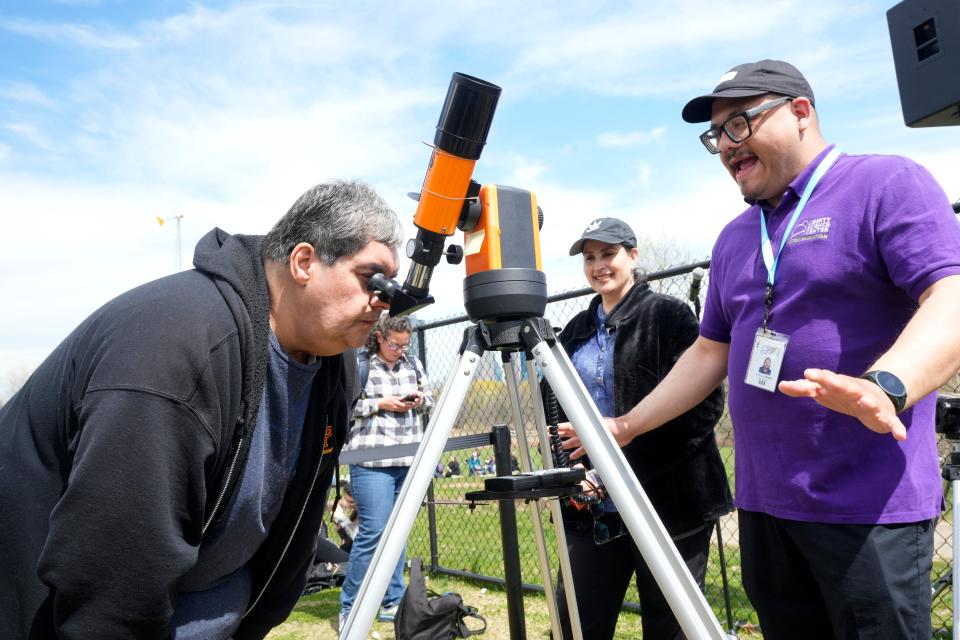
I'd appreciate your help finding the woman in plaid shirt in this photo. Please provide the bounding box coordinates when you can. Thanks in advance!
[338,315,433,628]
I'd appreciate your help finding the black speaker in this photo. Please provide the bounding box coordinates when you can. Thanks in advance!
[887,0,960,127]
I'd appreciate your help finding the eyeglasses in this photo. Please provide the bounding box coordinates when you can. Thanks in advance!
[699,96,793,154]
[587,500,627,545]
[570,485,627,545]
[382,337,409,351]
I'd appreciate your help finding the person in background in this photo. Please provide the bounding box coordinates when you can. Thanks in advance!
[338,314,433,629]
[553,217,731,639]
[331,480,359,552]
[446,457,462,477]
[467,449,484,476]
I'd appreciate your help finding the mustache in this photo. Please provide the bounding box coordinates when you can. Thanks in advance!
[724,149,755,166]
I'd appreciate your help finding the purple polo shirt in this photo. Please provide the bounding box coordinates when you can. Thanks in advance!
[700,145,960,524]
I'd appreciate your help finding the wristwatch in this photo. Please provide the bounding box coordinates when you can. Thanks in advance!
[860,370,907,414]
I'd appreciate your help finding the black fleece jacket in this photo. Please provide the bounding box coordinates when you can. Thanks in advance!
[556,283,733,535]
[0,228,355,639]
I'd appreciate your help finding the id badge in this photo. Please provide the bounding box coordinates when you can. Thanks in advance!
[744,328,789,392]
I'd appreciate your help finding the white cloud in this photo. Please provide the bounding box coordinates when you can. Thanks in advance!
[0,82,53,106]
[1,18,141,50]
[4,122,55,150]
[597,127,667,148]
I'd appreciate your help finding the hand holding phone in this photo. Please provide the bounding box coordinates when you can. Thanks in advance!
[402,393,418,403]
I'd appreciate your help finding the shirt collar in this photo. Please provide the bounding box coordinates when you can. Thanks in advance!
[744,143,837,209]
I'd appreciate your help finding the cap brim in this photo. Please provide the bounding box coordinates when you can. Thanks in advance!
[569,231,634,256]
[681,88,770,123]
[568,239,587,256]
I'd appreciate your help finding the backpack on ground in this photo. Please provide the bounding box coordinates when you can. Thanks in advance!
[394,558,486,640]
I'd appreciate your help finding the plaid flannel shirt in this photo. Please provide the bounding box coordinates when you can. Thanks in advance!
[342,351,433,467]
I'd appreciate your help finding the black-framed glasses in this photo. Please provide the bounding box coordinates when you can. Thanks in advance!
[699,96,793,154]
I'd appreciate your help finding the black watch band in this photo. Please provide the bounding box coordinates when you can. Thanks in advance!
[860,370,908,414]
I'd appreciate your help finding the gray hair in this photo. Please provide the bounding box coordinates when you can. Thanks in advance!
[261,180,404,265]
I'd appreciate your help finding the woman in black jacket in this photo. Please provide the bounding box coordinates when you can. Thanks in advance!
[554,217,732,640]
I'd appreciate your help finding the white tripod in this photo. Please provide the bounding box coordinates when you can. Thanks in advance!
[340,316,727,639]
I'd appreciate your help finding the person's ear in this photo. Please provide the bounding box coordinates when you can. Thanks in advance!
[791,97,814,133]
[288,242,316,285]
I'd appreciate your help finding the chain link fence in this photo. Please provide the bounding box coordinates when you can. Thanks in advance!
[369,261,958,637]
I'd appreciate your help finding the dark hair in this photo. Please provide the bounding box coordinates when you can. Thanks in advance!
[261,180,403,265]
[364,312,413,353]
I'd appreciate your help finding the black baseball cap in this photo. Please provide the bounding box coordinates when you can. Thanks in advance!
[568,217,637,256]
[681,59,815,123]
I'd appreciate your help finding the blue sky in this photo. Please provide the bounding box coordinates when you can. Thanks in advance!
[1,0,958,395]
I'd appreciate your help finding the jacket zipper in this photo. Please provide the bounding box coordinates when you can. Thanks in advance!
[243,442,326,617]
[202,411,246,537]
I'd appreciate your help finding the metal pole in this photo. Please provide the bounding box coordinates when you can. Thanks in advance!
[502,353,576,640]
[174,215,182,271]
[953,472,959,640]
[426,481,439,572]
[491,424,526,640]
[524,358,585,640]
[714,520,736,635]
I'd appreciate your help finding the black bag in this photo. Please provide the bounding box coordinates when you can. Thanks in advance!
[395,558,487,640]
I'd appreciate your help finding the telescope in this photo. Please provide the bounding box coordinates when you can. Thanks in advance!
[370,72,501,317]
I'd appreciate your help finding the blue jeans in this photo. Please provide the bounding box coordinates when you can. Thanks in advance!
[340,465,409,613]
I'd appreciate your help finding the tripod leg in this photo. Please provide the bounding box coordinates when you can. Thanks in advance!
[523,356,586,640]
[340,333,484,640]
[502,353,579,640]
[532,336,726,640]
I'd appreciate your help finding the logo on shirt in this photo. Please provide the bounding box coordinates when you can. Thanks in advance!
[323,424,335,455]
[788,216,832,244]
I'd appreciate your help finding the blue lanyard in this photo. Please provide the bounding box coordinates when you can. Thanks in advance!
[758,147,841,329]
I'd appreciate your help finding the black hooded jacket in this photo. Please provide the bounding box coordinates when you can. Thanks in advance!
[555,283,733,535]
[0,228,355,639]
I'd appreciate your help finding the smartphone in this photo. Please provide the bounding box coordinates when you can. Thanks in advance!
[402,393,418,403]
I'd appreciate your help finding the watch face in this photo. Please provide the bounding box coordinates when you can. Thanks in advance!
[875,370,906,397]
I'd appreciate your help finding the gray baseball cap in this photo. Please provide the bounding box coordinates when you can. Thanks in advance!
[568,217,637,256]
[682,59,815,123]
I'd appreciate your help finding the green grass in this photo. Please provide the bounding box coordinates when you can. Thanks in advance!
[266,573,647,640]
[268,444,957,638]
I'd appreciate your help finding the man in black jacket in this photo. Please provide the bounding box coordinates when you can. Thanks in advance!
[0,180,403,639]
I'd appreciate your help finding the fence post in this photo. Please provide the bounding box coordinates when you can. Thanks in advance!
[414,324,440,571]
[492,423,526,639]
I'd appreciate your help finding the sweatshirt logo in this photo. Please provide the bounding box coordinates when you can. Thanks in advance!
[323,424,335,455]
[789,216,832,244]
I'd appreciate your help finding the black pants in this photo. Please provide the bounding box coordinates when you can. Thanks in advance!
[555,515,713,640]
[739,509,934,640]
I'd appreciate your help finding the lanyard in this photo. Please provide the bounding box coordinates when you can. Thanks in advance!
[759,147,841,330]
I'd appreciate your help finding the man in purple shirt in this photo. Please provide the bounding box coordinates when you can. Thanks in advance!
[560,60,960,638]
